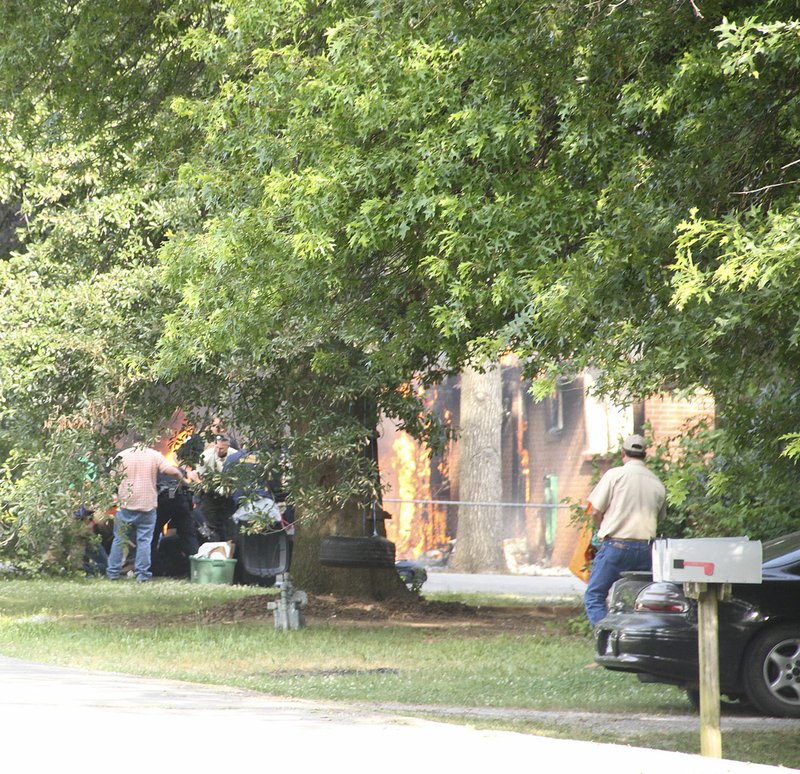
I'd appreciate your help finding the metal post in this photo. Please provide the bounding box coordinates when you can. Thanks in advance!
[267,573,307,631]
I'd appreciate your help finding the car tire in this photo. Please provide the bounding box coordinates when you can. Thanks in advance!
[319,536,396,568]
[742,624,800,718]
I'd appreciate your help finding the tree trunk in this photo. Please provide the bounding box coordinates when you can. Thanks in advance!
[288,504,406,600]
[450,363,506,573]
[287,399,408,600]
[0,199,22,259]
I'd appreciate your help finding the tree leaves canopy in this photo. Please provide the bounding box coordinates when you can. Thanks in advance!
[2,0,800,566]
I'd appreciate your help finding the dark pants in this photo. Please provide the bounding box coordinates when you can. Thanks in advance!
[198,492,236,542]
[151,490,200,575]
[83,542,108,576]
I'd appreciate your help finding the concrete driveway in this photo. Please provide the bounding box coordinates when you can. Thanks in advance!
[1,655,791,773]
[421,569,586,598]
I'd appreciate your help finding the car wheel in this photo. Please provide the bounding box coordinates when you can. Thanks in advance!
[742,624,800,718]
[319,536,396,568]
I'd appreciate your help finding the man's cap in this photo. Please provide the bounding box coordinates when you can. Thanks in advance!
[215,434,230,442]
[622,434,647,457]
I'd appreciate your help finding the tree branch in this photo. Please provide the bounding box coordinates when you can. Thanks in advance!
[731,179,800,196]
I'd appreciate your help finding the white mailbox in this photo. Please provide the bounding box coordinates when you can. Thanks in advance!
[652,537,762,584]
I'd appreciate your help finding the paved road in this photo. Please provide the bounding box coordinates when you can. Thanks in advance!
[421,569,586,598]
[1,656,791,773]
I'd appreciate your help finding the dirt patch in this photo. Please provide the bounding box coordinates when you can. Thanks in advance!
[200,592,583,632]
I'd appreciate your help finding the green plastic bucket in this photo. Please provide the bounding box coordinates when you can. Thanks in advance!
[190,556,237,585]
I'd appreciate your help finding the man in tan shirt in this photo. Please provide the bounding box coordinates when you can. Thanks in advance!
[583,434,666,626]
[107,432,187,582]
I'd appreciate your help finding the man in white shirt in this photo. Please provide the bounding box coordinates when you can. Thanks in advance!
[583,434,666,626]
[197,434,238,540]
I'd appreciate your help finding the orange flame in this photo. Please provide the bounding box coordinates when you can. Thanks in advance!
[388,431,426,558]
[381,386,454,559]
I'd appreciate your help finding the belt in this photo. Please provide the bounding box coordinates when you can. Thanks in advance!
[603,537,651,542]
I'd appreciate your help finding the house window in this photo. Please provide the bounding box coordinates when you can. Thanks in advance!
[545,386,564,434]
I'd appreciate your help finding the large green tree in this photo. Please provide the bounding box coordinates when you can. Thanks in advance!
[0,0,231,568]
[509,2,800,537]
[2,0,800,583]
[158,0,800,540]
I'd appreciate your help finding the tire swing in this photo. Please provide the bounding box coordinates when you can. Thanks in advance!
[319,503,396,569]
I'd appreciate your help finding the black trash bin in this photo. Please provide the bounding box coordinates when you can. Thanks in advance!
[234,530,292,586]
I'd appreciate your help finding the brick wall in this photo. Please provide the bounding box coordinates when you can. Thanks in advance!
[644,391,715,445]
[525,376,598,566]
[526,386,716,568]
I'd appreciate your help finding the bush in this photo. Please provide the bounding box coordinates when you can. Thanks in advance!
[650,422,800,541]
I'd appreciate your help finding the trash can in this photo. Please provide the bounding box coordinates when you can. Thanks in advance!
[235,531,292,586]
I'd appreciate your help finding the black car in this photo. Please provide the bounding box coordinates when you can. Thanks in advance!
[595,530,800,717]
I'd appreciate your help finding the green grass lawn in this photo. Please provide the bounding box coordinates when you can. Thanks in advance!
[0,577,675,710]
[0,577,797,768]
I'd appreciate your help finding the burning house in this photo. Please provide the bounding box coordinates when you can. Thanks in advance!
[378,366,714,569]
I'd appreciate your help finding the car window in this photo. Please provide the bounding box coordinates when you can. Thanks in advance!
[762,531,800,562]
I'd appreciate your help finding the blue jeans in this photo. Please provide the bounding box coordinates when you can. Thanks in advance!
[107,507,157,582]
[584,539,652,627]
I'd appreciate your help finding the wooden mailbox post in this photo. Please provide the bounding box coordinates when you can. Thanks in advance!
[652,538,762,759]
